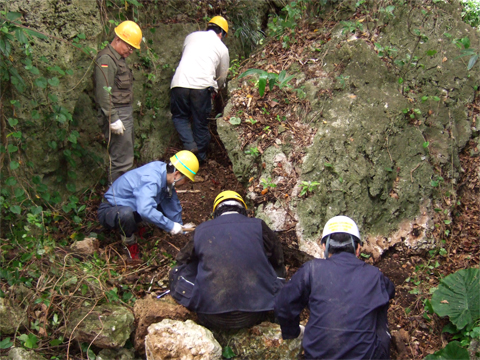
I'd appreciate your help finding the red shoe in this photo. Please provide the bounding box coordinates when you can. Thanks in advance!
[124,243,141,260]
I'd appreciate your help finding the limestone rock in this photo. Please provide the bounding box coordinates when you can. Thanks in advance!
[70,237,100,256]
[145,319,222,360]
[214,322,302,360]
[134,294,193,354]
[0,298,28,335]
[66,303,134,348]
[219,0,478,259]
[8,348,47,360]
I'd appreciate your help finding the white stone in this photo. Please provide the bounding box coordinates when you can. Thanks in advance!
[145,319,222,360]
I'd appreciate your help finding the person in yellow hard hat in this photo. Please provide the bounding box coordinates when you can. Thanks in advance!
[170,16,230,164]
[97,151,199,261]
[94,20,142,184]
[169,190,286,330]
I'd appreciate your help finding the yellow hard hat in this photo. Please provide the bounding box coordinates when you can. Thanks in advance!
[208,16,228,35]
[115,21,142,49]
[213,190,247,212]
[170,150,199,182]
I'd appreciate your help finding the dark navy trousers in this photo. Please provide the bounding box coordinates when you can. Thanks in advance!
[170,87,212,161]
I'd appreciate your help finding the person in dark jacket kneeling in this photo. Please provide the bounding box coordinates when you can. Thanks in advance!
[169,190,286,330]
[275,216,395,360]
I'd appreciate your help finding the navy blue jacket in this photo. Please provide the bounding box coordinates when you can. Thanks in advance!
[171,213,285,313]
[275,252,395,360]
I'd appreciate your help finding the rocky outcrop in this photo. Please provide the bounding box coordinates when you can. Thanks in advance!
[1,0,105,191]
[145,319,222,360]
[133,294,193,355]
[218,0,479,259]
[66,303,134,348]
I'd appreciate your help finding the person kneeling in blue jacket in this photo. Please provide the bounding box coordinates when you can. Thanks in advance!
[275,216,395,360]
[169,190,286,330]
[97,150,199,261]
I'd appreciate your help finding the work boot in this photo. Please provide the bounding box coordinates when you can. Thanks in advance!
[121,235,140,261]
[123,243,141,261]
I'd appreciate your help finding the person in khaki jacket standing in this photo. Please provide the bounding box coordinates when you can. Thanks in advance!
[94,21,142,184]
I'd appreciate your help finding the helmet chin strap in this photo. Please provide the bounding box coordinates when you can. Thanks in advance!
[167,170,185,198]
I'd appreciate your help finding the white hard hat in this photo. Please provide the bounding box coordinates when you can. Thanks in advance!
[321,215,362,243]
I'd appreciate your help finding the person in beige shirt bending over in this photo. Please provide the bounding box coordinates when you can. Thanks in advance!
[170,16,229,164]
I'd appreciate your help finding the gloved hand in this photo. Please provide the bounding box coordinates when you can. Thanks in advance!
[110,119,125,135]
[169,222,183,235]
[182,222,196,234]
[298,325,305,339]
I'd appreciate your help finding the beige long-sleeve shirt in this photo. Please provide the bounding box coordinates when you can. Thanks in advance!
[171,30,229,91]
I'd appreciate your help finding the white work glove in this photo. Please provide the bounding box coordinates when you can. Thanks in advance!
[298,325,305,339]
[182,222,196,234]
[110,119,125,135]
[169,222,183,235]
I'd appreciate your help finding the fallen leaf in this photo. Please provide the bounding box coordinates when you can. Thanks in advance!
[440,300,449,304]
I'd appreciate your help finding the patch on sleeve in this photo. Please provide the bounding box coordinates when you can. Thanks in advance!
[101,64,108,68]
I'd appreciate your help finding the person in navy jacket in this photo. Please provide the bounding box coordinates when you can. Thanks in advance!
[169,190,286,330]
[275,216,395,360]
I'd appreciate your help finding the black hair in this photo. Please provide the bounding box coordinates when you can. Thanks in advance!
[321,233,360,255]
[213,203,247,218]
[167,163,175,174]
[206,23,226,38]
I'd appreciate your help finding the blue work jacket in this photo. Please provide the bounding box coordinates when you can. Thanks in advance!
[275,252,395,360]
[104,161,182,232]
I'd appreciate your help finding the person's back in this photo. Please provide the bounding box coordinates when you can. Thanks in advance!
[275,216,395,360]
[297,254,393,359]
[190,213,282,314]
[171,30,228,90]
[170,190,285,330]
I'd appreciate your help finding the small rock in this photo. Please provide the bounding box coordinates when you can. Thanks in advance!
[0,298,28,335]
[97,348,135,360]
[214,321,302,360]
[145,319,222,360]
[8,348,47,360]
[70,237,99,256]
[133,294,193,355]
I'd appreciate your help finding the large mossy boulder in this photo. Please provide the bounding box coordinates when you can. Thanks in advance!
[218,0,478,258]
[66,303,134,349]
